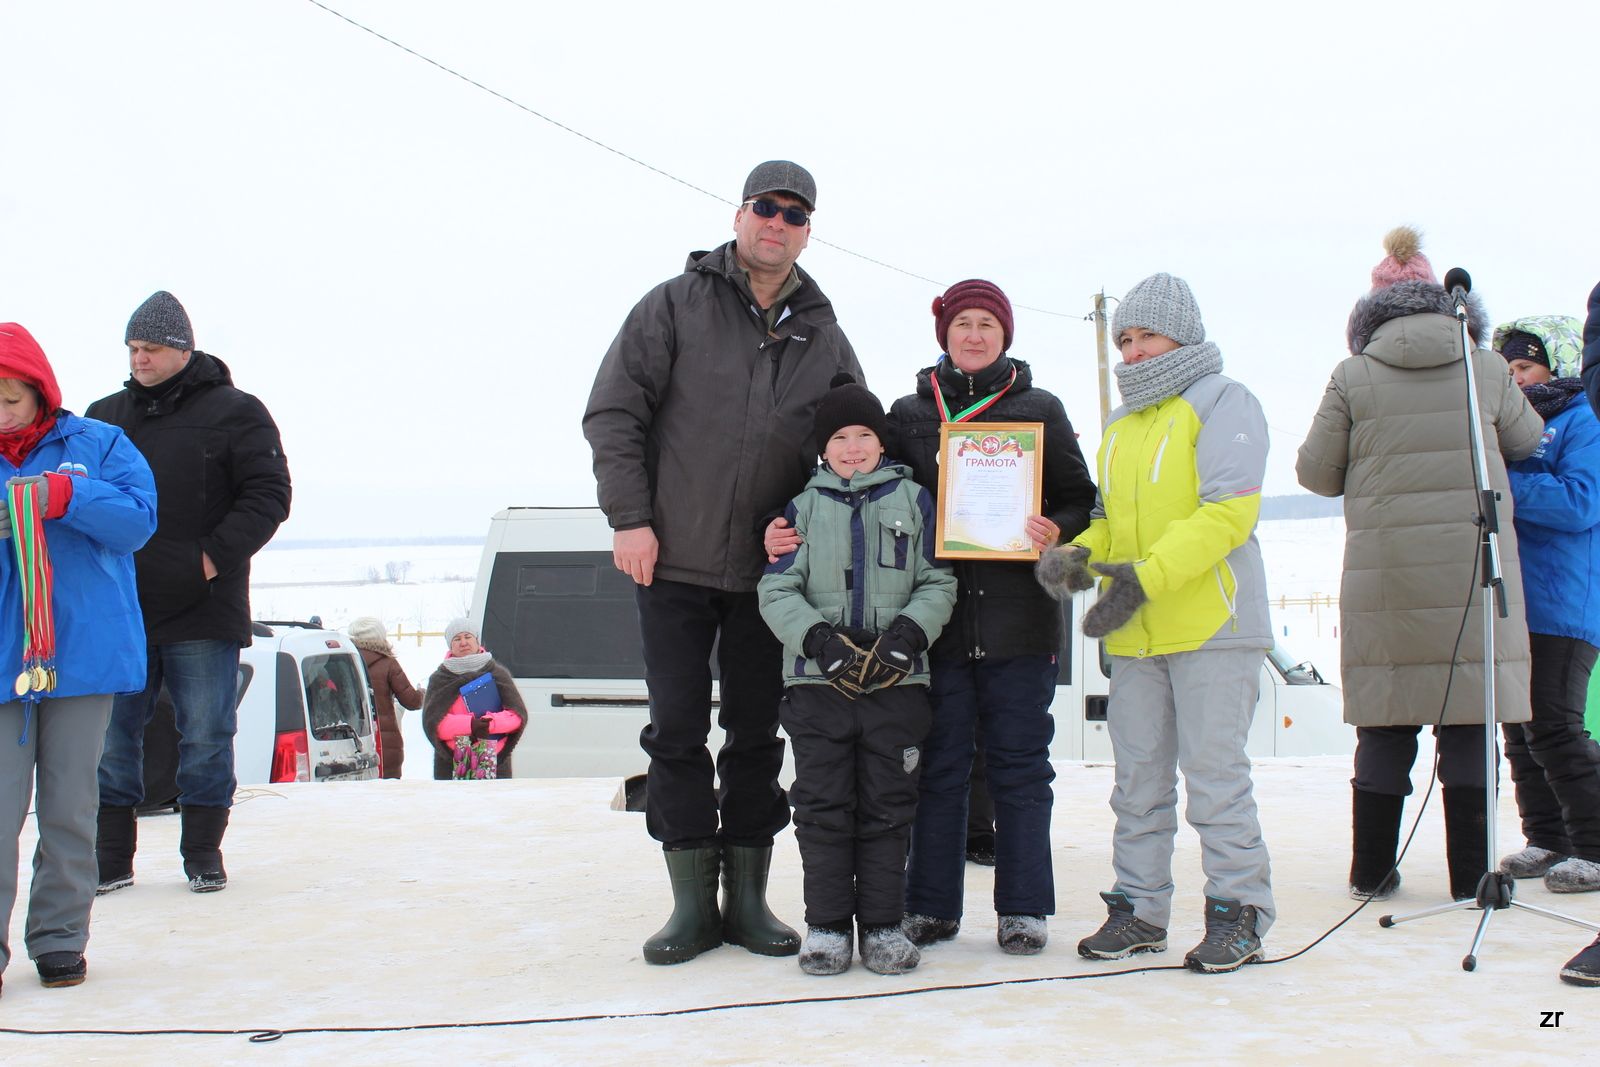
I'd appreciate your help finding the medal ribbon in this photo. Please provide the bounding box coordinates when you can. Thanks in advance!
[933,362,1018,424]
[9,481,56,702]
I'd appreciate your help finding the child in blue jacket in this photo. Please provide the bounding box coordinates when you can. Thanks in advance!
[759,375,955,976]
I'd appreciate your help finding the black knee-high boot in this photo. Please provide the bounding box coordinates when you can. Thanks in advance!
[1442,786,1489,901]
[1349,788,1404,899]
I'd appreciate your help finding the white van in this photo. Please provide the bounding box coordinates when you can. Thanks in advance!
[471,507,1349,779]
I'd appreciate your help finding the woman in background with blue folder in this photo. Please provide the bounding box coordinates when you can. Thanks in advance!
[422,617,527,780]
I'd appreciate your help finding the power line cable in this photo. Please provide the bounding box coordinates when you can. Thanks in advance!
[299,0,1081,319]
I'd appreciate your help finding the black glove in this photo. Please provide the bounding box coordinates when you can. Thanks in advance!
[803,624,869,698]
[859,617,927,691]
[469,715,493,741]
[1081,562,1147,638]
[1035,545,1093,599]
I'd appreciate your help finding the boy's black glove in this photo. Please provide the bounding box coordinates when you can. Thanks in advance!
[469,715,493,741]
[1036,545,1093,600]
[859,616,927,691]
[1081,562,1147,638]
[802,623,869,699]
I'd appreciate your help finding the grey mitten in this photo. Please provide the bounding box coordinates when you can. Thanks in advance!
[1035,545,1093,600]
[1081,562,1147,638]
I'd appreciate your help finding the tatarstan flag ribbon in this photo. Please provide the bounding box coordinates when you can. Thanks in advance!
[8,479,57,702]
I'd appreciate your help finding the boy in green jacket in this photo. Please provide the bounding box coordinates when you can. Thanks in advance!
[759,374,956,976]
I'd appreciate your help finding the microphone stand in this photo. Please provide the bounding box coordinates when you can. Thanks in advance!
[1378,281,1600,969]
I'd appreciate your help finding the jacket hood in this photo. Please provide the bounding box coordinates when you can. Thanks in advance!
[687,241,839,324]
[804,458,912,493]
[1347,280,1489,357]
[1493,315,1583,379]
[0,323,64,412]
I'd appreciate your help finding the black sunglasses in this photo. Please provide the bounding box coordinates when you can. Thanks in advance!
[743,198,810,227]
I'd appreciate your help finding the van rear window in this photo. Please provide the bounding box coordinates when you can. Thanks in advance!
[483,551,657,679]
[303,654,371,740]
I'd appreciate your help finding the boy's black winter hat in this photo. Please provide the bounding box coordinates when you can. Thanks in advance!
[813,373,887,457]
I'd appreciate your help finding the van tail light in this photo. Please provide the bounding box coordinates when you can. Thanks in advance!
[271,730,310,783]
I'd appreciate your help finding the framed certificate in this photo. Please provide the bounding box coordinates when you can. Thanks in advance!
[934,422,1045,561]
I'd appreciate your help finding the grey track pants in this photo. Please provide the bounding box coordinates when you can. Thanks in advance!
[1106,648,1275,934]
[0,693,113,972]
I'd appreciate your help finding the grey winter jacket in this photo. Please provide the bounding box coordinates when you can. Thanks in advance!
[759,462,956,687]
[583,242,861,592]
[1296,282,1543,727]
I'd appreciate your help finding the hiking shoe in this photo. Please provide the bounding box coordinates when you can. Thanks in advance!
[1545,857,1600,894]
[859,924,920,975]
[1078,891,1168,960]
[95,873,134,896]
[966,833,996,866]
[187,865,228,893]
[1499,845,1565,879]
[1560,936,1600,987]
[1184,897,1264,974]
[901,913,960,947]
[798,926,852,976]
[35,951,87,988]
[997,914,1048,955]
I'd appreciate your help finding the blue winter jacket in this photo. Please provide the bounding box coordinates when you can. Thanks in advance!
[0,413,157,704]
[1509,394,1600,647]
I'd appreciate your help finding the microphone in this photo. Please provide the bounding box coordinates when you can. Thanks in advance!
[1444,267,1471,301]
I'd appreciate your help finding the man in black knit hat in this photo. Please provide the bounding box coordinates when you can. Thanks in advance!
[87,291,291,895]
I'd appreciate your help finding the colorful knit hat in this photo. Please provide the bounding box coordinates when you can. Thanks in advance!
[1370,226,1439,289]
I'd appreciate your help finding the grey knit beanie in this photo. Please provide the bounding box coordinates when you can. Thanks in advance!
[125,290,194,350]
[444,617,477,646]
[1112,273,1205,347]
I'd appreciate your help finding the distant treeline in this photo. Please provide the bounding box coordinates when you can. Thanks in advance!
[1259,495,1343,521]
[263,535,485,551]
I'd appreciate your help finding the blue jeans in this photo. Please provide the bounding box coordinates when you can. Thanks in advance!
[98,640,240,810]
[905,654,1059,919]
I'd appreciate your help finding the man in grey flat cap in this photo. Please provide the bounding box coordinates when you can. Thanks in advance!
[88,291,291,897]
[584,161,861,964]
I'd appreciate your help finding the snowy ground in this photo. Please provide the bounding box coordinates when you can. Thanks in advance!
[7,516,1597,1063]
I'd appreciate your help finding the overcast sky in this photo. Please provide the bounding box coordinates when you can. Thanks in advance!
[4,0,1595,539]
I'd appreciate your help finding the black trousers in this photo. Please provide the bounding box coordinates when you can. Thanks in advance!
[1504,633,1600,860]
[1352,724,1489,795]
[781,683,932,927]
[636,579,789,849]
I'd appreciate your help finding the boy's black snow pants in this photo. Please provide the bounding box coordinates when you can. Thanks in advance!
[780,682,932,927]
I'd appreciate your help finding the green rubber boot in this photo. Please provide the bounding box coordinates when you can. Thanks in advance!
[642,847,722,965]
[720,844,800,957]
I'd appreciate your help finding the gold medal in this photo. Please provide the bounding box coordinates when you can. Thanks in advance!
[30,665,47,692]
[14,671,29,697]
[45,667,57,691]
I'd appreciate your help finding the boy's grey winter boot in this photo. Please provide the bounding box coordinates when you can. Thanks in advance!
[799,925,853,975]
[1077,891,1168,960]
[179,806,229,892]
[1499,845,1565,879]
[720,844,800,956]
[901,913,960,947]
[1560,935,1600,986]
[95,806,137,895]
[859,923,920,975]
[1183,897,1264,973]
[1544,857,1600,894]
[643,846,722,965]
[1349,788,1403,900]
[997,914,1048,955]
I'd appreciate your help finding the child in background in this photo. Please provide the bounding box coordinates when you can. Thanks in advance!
[422,618,527,781]
[759,374,956,976]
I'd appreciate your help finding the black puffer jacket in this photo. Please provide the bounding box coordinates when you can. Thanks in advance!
[86,351,291,646]
[583,242,860,592]
[885,356,1096,662]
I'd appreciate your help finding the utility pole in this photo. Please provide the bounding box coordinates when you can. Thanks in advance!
[1092,290,1111,428]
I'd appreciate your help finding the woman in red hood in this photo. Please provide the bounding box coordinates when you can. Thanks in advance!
[0,323,156,995]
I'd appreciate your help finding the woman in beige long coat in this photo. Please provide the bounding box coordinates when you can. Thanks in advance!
[348,617,424,778]
[1296,228,1542,903]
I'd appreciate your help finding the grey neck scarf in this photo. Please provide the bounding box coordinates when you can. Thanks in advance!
[442,651,493,675]
[1113,341,1223,412]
